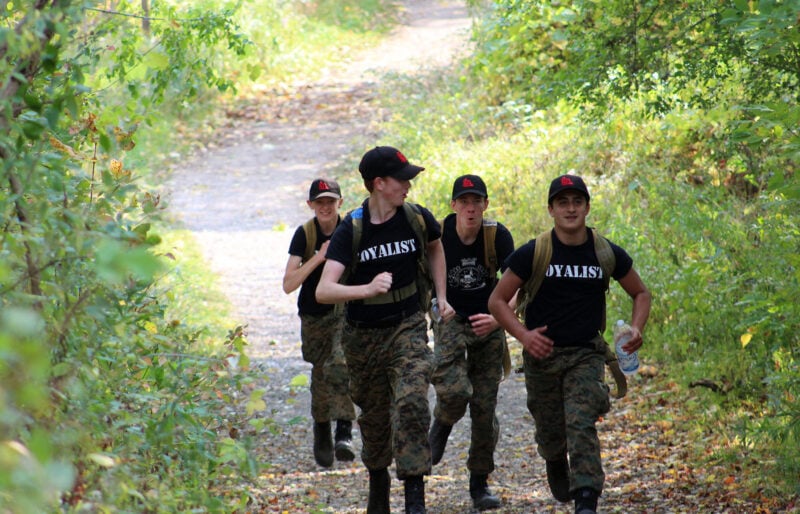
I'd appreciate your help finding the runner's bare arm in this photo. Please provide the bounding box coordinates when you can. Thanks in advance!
[489,269,554,359]
[282,241,330,294]
[617,267,651,353]
[426,238,455,323]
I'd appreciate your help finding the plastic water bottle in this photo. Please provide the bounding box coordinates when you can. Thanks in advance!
[431,298,443,324]
[613,320,640,375]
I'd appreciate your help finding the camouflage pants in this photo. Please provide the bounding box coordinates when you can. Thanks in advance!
[342,311,433,479]
[300,311,355,423]
[432,316,504,474]
[523,336,611,495]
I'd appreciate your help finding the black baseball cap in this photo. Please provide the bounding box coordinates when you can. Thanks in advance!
[452,174,488,200]
[548,174,590,203]
[309,178,342,201]
[358,146,425,181]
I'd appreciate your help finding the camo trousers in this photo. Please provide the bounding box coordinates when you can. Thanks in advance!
[432,316,504,474]
[342,311,433,479]
[523,336,611,495]
[300,311,356,423]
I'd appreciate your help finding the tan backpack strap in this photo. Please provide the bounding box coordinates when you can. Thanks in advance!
[591,228,614,291]
[589,228,615,333]
[482,218,499,280]
[301,218,317,263]
[515,230,552,319]
[404,203,433,311]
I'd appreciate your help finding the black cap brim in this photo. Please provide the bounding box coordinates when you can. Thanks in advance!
[390,164,424,181]
[453,189,487,199]
[548,187,590,202]
[311,192,341,200]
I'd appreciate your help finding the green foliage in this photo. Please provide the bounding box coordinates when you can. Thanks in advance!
[367,20,799,492]
[469,0,800,193]
[0,2,261,511]
[2,0,408,508]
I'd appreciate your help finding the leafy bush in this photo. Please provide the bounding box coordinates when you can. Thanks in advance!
[364,21,799,492]
[1,2,258,511]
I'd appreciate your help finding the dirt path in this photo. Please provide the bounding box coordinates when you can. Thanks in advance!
[164,1,794,512]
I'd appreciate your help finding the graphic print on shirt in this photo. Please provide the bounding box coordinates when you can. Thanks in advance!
[358,238,419,263]
[545,263,605,280]
[448,256,489,292]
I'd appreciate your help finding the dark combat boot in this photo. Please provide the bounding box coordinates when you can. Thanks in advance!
[573,487,599,514]
[546,457,571,502]
[334,420,355,461]
[313,421,333,467]
[469,473,501,511]
[404,475,426,514]
[367,468,390,514]
[428,418,453,466]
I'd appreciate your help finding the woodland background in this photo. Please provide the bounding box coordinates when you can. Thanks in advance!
[1,0,799,512]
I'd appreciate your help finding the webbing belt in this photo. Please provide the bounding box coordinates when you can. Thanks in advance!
[360,282,418,305]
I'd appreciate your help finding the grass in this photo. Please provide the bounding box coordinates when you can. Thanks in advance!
[155,226,239,349]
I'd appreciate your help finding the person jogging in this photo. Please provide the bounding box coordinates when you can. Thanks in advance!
[428,174,514,511]
[283,178,356,468]
[488,174,651,514]
[316,146,455,514]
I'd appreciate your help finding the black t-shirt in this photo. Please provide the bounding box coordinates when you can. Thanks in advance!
[440,213,515,318]
[505,227,633,347]
[325,200,441,324]
[288,217,340,316]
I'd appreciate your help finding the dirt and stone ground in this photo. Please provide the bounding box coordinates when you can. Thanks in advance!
[164,0,797,512]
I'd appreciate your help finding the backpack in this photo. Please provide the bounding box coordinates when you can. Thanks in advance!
[348,202,433,312]
[515,228,628,398]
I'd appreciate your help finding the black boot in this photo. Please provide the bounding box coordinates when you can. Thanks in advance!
[367,468,390,514]
[573,487,599,514]
[428,418,453,466]
[469,473,501,511]
[404,475,426,514]
[546,457,571,502]
[334,420,355,461]
[313,421,333,467]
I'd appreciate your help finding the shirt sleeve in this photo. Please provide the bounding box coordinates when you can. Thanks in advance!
[608,239,634,280]
[288,225,306,257]
[325,214,355,266]
[505,239,535,281]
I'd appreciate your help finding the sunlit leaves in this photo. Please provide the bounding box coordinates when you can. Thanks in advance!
[246,388,267,415]
[289,374,309,388]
